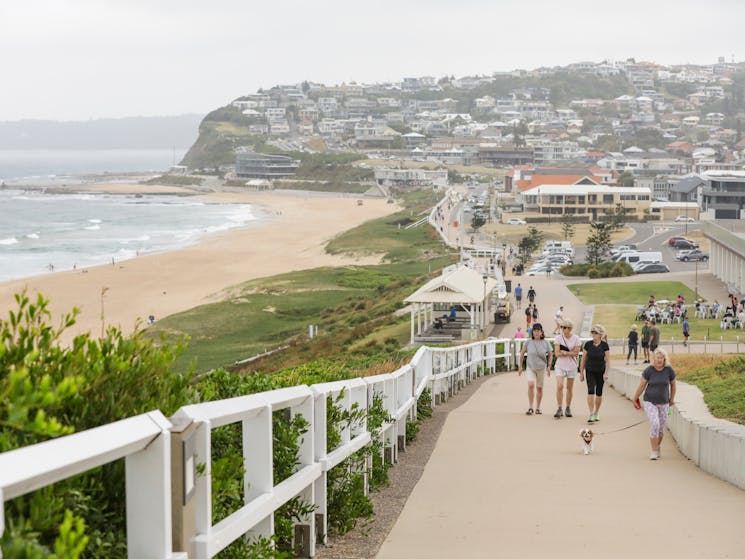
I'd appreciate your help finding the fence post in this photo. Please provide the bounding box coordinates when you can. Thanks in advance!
[721,336,723,353]
[671,337,674,354]
[170,417,199,556]
[704,336,707,353]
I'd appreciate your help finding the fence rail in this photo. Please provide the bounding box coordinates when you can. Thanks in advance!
[0,338,508,558]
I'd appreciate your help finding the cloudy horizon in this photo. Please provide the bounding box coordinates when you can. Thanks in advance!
[2,0,743,121]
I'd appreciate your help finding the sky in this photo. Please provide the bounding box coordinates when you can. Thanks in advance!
[2,0,744,122]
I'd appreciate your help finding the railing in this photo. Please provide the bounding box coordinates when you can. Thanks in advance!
[0,338,512,558]
[0,412,183,559]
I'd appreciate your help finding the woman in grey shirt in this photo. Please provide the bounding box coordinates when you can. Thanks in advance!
[633,348,677,460]
[518,323,553,415]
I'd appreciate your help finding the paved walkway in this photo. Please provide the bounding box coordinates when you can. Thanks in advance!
[378,258,745,558]
[376,367,745,558]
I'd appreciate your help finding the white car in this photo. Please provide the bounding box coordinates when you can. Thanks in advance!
[674,215,695,223]
[507,218,527,225]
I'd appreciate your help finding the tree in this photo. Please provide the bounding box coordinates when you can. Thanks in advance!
[617,172,635,187]
[517,227,544,263]
[512,121,529,148]
[605,203,628,230]
[560,215,576,240]
[585,221,613,264]
[471,214,486,230]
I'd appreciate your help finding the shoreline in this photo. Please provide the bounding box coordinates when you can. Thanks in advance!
[0,183,400,343]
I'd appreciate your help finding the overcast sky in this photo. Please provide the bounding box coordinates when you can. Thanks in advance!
[2,0,744,121]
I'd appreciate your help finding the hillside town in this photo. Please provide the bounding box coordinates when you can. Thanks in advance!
[212,56,745,223]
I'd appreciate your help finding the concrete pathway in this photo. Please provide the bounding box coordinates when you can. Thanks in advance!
[380,256,745,558]
[376,369,745,558]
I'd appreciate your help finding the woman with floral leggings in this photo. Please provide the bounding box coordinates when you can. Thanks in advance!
[633,348,677,460]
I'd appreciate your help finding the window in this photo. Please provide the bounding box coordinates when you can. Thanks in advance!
[603,195,613,204]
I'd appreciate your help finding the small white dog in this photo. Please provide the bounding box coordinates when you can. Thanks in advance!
[580,428,594,455]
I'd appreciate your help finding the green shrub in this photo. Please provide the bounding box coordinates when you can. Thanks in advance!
[587,267,600,279]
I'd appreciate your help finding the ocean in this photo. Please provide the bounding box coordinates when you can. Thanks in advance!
[0,148,187,185]
[0,149,259,282]
[0,189,259,282]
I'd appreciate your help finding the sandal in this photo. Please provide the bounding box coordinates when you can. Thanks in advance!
[526,408,534,415]
[535,409,542,414]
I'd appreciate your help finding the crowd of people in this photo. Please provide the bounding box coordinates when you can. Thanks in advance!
[515,288,677,460]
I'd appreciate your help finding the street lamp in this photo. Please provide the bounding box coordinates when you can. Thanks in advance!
[482,273,489,335]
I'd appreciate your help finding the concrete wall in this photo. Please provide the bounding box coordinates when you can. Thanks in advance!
[608,367,745,491]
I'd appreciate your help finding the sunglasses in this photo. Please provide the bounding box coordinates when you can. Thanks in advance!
[561,326,571,329]
[591,330,599,334]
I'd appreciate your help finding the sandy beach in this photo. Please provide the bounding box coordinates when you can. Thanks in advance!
[0,184,399,342]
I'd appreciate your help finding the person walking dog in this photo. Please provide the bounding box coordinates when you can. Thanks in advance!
[632,348,676,460]
[579,324,610,423]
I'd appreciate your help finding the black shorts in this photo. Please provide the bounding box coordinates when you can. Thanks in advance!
[649,344,658,352]
[641,341,649,349]
[586,370,605,396]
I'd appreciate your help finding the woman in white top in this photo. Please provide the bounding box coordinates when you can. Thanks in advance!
[553,319,580,418]
[518,323,553,415]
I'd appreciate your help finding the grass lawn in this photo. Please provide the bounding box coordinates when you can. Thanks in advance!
[481,223,633,245]
[570,281,744,342]
[672,354,745,425]
[567,281,697,304]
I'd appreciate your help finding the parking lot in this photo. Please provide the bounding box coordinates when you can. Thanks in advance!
[571,222,709,274]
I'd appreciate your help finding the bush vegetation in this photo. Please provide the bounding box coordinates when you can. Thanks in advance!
[560,261,634,277]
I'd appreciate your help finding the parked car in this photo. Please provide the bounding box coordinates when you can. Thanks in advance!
[677,249,709,262]
[667,235,692,246]
[636,263,671,274]
[507,218,527,225]
[672,239,699,250]
[494,299,512,323]
[674,215,696,223]
[611,244,638,254]
[527,264,551,276]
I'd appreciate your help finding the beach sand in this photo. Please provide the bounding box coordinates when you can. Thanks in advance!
[0,184,399,342]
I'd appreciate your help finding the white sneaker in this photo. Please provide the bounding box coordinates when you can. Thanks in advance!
[650,451,659,460]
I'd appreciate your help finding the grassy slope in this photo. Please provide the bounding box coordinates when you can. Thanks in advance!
[150,191,454,372]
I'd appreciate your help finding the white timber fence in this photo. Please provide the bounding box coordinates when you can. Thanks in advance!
[0,339,512,558]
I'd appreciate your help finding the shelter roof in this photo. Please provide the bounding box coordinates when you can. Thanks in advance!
[404,265,499,304]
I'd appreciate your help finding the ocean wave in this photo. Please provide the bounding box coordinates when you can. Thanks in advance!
[26,233,40,239]
[119,234,151,244]
[84,225,100,231]
[0,237,19,245]
[88,218,102,224]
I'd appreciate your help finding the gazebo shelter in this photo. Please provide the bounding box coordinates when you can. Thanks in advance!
[404,264,500,344]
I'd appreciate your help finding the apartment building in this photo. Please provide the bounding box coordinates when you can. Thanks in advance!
[235,149,299,179]
[373,168,448,189]
[521,184,651,220]
[701,170,745,219]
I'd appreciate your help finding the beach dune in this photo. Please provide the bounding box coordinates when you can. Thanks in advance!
[0,186,399,342]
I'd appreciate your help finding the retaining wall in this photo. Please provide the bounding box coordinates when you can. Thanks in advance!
[608,367,745,491]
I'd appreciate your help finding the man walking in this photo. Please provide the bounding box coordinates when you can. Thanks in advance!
[641,319,651,363]
[682,317,690,346]
[648,319,660,355]
[514,283,523,309]
[527,285,536,304]
[553,306,565,334]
